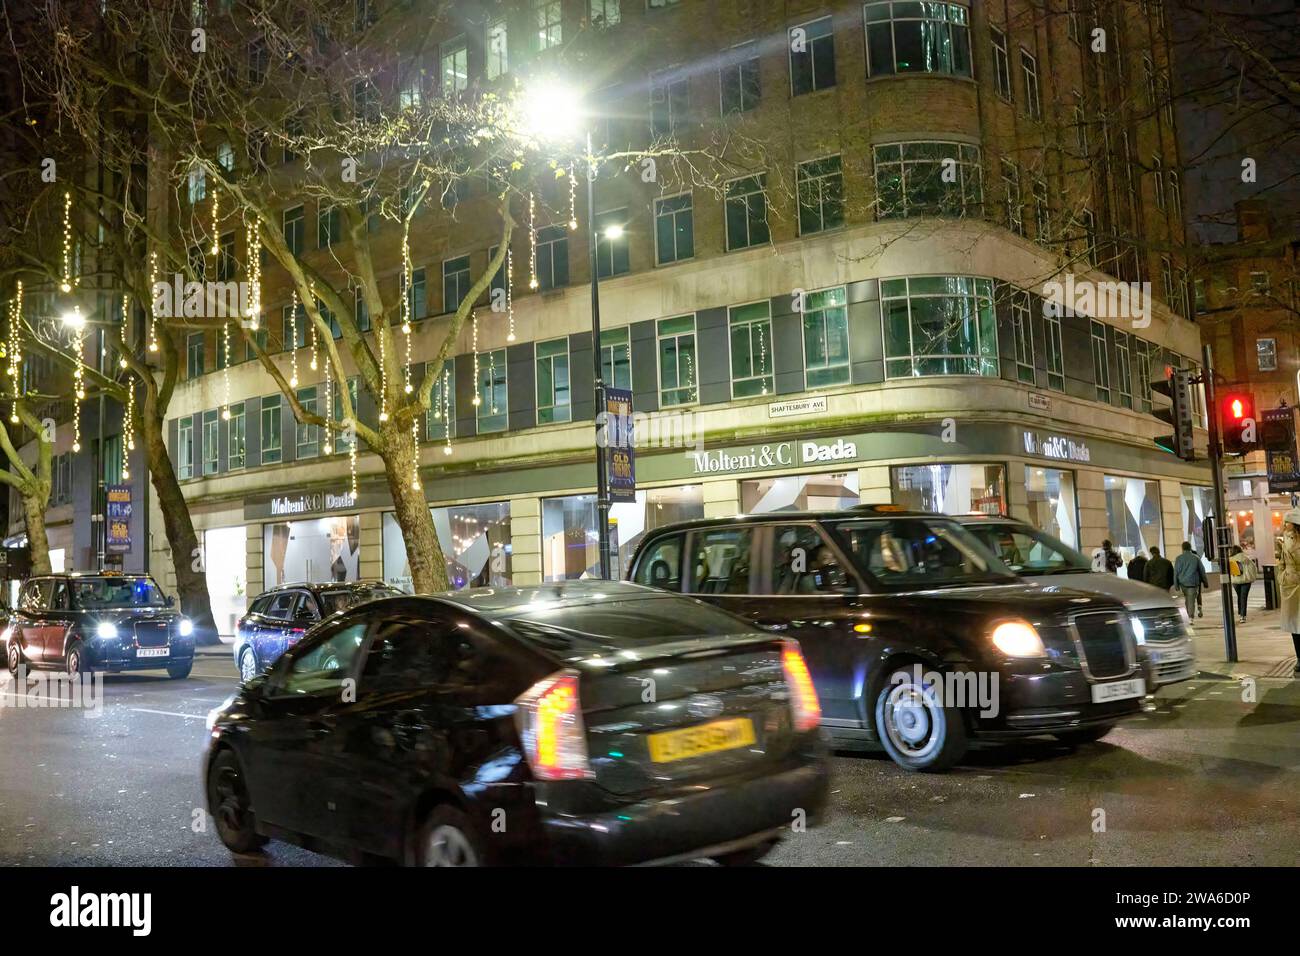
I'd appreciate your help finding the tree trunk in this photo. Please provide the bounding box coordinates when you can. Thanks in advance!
[21,490,52,576]
[139,402,221,645]
[381,423,449,593]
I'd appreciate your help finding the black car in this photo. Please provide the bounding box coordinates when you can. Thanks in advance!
[233,581,401,682]
[204,581,829,866]
[4,572,195,679]
[627,506,1148,771]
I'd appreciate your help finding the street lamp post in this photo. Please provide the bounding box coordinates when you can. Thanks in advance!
[585,129,615,581]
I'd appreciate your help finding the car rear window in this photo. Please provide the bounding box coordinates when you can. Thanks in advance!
[502,596,755,650]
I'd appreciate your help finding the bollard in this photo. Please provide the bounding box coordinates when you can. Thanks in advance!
[1263,564,1278,610]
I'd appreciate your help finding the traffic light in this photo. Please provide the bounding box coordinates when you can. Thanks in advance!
[1220,392,1256,455]
[1152,367,1195,460]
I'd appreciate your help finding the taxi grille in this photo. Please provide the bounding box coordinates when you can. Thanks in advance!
[1074,612,1131,679]
[1134,608,1187,645]
[133,622,170,648]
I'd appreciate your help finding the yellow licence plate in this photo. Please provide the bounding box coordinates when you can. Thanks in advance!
[646,717,757,763]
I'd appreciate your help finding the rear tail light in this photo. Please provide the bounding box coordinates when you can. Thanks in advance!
[514,670,594,780]
[781,641,822,733]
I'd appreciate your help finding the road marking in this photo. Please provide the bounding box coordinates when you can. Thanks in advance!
[129,708,205,720]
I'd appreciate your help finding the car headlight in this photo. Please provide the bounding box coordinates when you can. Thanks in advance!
[1130,616,1146,645]
[95,621,118,639]
[178,618,194,637]
[990,620,1046,658]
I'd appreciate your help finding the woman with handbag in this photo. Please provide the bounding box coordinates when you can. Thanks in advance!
[1227,544,1258,623]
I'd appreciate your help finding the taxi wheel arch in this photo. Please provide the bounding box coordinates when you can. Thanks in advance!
[408,789,490,866]
[871,655,970,773]
[64,640,86,677]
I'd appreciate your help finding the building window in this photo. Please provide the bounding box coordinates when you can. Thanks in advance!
[332,377,359,451]
[1160,256,1175,310]
[228,402,246,470]
[595,209,630,278]
[873,142,982,220]
[187,332,205,378]
[802,287,851,387]
[790,16,835,95]
[654,193,694,264]
[650,69,689,140]
[398,56,427,109]
[406,267,427,320]
[440,36,468,98]
[442,256,470,314]
[724,174,770,251]
[1135,339,1153,413]
[544,486,701,581]
[1115,331,1133,409]
[425,362,455,441]
[1168,170,1181,219]
[657,314,697,407]
[1001,159,1022,236]
[486,17,508,79]
[317,204,341,249]
[476,349,508,433]
[1104,475,1164,564]
[1091,321,1111,403]
[1045,308,1065,391]
[590,0,620,27]
[865,1,971,77]
[260,395,282,464]
[601,327,632,390]
[1026,467,1079,549]
[1012,289,1034,383]
[1020,49,1041,119]
[729,301,774,398]
[741,473,859,514]
[720,40,760,114]
[295,386,319,458]
[1033,179,1051,244]
[187,164,206,204]
[201,414,218,476]
[796,155,844,235]
[178,417,194,480]
[536,338,572,425]
[384,502,512,591]
[283,205,304,256]
[891,464,1006,516]
[1258,338,1278,372]
[990,26,1012,100]
[1067,0,1081,42]
[1074,97,1088,156]
[1152,156,1165,211]
[532,0,562,51]
[282,303,306,350]
[1251,271,1270,294]
[883,277,997,378]
[535,225,569,290]
[1080,208,1096,265]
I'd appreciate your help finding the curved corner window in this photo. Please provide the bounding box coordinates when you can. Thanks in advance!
[882,276,998,377]
[873,141,982,219]
[864,2,972,78]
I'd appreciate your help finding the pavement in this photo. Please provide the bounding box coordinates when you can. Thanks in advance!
[0,644,1296,867]
[1185,585,1299,680]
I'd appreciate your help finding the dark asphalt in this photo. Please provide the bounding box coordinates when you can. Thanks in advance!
[1,652,1296,866]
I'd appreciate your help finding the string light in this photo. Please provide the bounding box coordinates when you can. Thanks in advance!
[471,312,480,406]
[210,188,220,255]
[8,280,22,423]
[488,348,499,414]
[122,377,135,479]
[70,307,84,453]
[245,220,262,329]
[308,288,318,372]
[119,295,130,368]
[441,365,453,456]
[148,251,159,351]
[60,192,74,293]
[528,193,538,290]
[506,248,515,342]
[759,324,768,395]
[348,419,359,500]
[322,350,333,455]
[222,321,232,418]
[288,289,299,388]
[410,417,421,491]
[568,162,577,230]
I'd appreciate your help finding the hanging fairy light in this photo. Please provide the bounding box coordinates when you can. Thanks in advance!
[568,162,578,230]
[245,220,262,329]
[400,230,413,395]
[348,422,359,500]
[210,187,220,255]
[288,289,300,388]
[308,289,318,372]
[119,295,130,368]
[222,321,232,418]
[471,312,481,407]
[441,365,453,456]
[70,307,85,453]
[505,248,515,343]
[322,352,333,455]
[122,377,135,480]
[410,417,421,491]
[8,280,23,423]
[148,251,159,351]
[60,192,74,293]
[759,324,769,395]
[488,348,499,415]
[528,193,539,290]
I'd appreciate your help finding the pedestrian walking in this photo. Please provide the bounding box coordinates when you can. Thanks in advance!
[1227,544,1258,623]
[1143,546,1174,591]
[1173,541,1208,618]
[1275,509,1300,677]
[1127,550,1148,583]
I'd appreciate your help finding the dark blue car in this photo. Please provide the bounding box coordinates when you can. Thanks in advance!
[234,581,400,682]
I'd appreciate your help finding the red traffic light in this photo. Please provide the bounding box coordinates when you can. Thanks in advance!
[1220,392,1255,455]
[1221,393,1253,421]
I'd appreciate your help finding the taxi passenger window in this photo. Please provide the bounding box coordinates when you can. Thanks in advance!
[359,616,478,690]
[767,525,850,594]
[265,592,298,621]
[633,535,683,592]
[50,582,70,611]
[278,622,369,696]
[20,580,48,612]
[687,528,754,594]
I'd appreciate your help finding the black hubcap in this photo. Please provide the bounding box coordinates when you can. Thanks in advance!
[213,765,249,836]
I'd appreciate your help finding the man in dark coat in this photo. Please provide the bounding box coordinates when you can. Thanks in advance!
[1127,551,1149,583]
[1143,546,1175,591]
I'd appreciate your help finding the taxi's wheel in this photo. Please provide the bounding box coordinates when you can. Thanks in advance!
[166,661,193,680]
[874,665,967,773]
[1054,724,1115,746]
[6,641,22,676]
[64,641,85,678]
[207,750,268,854]
[416,806,488,867]
[238,648,258,683]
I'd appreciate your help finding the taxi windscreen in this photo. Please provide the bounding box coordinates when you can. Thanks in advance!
[73,577,168,609]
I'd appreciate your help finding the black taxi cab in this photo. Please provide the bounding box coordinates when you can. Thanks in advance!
[627,506,1147,771]
[4,572,196,679]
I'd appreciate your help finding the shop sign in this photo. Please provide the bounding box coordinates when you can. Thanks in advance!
[268,491,356,517]
[768,396,827,419]
[690,437,858,475]
[1263,406,1300,493]
[1022,430,1091,464]
[1028,394,1051,411]
[106,485,132,554]
[604,387,636,503]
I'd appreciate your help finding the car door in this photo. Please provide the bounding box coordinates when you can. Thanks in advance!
[241,618,372,834]
[629,533,686,592]
[41,580,76,663]
[682,525,758,619]
[284,590,320,654]
[254,591,299,667]
[736,522,867,723]
[12,578,50,664]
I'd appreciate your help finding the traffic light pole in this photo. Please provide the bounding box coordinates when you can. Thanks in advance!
[1201,343,1238,662]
